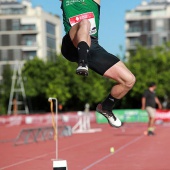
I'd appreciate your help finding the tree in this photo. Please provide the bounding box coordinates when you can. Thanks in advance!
[125,43,170,108]
[0,65,12,114]
[22,55,113,112]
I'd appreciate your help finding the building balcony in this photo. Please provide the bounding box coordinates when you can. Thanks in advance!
[20,25,36,31]
[22,51,37,60]
[21,41,37,46]
[21,45,38,51]
[126,45,138,51]
[126,10,166,21]
[0,5,26,15]
[127,27,142,33]
[126,32,141,37]
[0,30,38,35]
[0,44,38,51]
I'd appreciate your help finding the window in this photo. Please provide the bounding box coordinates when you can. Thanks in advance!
[47,37,56,49]
[0,50,8,61]
[22,35,36,46]
[141,10,151,16]
[47,50,57,61]
[1,35,9,46]
[147,36,152,46]
[1,8,25,15]
[143,20,150,32]
[130,37,140,46]
[0,20,6,31]
[46,22,55,35]
[12,19,20,30]
[21,24,36,31]
[12,8,24,14]
[2,8,11,15]
[8,50,14,60]
[156,19,164,32]
[162,37,167,43]
[159,36,167,45]
[23,51,36,60]
[128,21,141,33]
[0,51,1,59]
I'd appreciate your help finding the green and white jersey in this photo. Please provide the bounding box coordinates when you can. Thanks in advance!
[61,0,100,38]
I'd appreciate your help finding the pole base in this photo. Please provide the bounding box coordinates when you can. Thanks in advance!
[53,160,68,170]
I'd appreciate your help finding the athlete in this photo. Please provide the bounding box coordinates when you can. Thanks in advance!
[142,82,162,135]
[61,0,136,127]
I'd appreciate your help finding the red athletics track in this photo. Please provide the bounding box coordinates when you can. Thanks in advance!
[0,122,170,170]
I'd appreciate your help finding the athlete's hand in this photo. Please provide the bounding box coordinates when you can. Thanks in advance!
[158,104,162,110]
[141,106,145,110]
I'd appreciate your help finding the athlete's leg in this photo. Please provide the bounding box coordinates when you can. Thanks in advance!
[69,19,91,47]
[88,38,135,127]
[69,19,91,76]
[147,117,155,135]
[146,107,156,135]
[149,116,155,135]
[96,61,135,128]
[150,117,155,127]
[104,61,136,99]
[148,117,151,127]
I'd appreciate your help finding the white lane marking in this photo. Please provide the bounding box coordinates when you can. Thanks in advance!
[82,135,144,170]
[0,136,105,169]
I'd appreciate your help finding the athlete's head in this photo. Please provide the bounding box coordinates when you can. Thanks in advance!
[148,82,156,90]
[148,82,156,87]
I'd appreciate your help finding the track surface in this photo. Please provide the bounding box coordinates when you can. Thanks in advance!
[0,123,170,170]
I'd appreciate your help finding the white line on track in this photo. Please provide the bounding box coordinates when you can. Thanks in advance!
[82,135,144,170]
[0,152,54,170]
[0,136,107,169]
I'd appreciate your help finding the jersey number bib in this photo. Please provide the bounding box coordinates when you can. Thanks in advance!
[69,12,97,35]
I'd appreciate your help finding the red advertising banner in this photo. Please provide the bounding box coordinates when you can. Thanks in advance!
[0,112,96,126]
[156,109,170,121]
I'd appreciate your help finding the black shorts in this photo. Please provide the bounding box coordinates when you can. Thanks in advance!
[61,34,120,75]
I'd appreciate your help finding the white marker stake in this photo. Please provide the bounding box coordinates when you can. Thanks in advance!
[53,160,68,170]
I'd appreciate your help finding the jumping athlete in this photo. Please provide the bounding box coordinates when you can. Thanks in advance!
[61,0,136,127]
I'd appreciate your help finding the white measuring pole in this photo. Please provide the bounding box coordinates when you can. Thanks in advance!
[49,97,68,170]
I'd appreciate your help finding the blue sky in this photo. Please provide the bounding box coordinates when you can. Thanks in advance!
[31,0,143,58]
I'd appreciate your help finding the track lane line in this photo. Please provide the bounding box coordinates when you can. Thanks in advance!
[0,135,109,169]
[82,135,144,170]
[0,152,54,170]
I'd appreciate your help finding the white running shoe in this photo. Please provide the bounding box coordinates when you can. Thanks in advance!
[76,60,88,76]
[96,103,122,128]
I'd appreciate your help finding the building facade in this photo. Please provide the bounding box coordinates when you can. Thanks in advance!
[0,0,62,81]
[125,0,170,53]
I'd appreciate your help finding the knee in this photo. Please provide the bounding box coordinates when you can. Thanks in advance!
[125,74,136,90]
[79,19,91,30]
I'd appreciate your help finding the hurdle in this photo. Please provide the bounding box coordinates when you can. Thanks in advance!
[48,97,68,170]
[72,103,102,134]
[14,126,54,145]
[14,125,71,146]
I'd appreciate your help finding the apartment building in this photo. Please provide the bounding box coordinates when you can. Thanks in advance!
[0,0,62,81]
[125,0,170,53]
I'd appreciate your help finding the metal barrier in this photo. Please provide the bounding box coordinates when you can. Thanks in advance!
[14,125,72,146]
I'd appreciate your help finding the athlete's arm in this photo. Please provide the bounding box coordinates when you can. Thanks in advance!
[141,97,146,110]
[155,97,162,109]
[94,0,100,5]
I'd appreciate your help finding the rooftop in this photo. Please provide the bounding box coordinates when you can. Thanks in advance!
[0,0,31,6]
[141,0,170,5]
